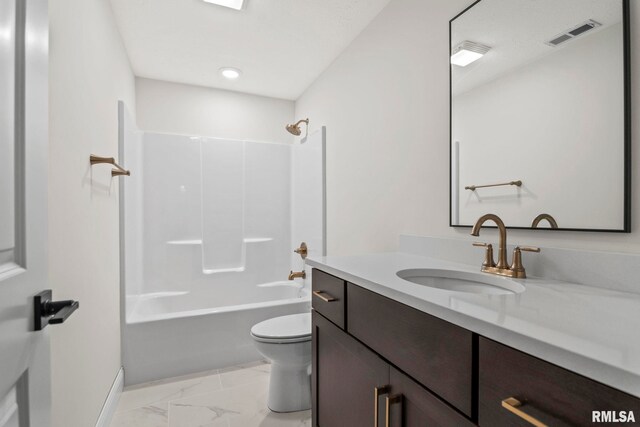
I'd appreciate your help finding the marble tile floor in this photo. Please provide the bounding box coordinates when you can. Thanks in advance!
[110,361,311,427]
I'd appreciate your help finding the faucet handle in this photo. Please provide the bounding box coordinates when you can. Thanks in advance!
[472,242,496,268]
[293,242,308,259]
[510,246,540,278]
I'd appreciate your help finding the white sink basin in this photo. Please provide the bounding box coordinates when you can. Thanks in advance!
[396,268,525,295]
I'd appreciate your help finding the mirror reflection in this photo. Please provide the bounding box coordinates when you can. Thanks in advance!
[450,0,629,231]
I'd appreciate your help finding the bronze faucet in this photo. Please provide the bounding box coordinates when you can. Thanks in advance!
[471,213,540,279]
[531,213,558,229]
[288,270,306,280]
[471,214,509,269]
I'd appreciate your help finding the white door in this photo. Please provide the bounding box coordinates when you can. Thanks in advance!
[0,0,51,426]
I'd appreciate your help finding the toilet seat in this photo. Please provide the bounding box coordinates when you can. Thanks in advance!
[251,313,311,343]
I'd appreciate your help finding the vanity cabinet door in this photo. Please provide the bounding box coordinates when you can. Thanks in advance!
[479,337,640,426]
[347,284,474,417]
[387,367,475,427]
[312,311,389,427]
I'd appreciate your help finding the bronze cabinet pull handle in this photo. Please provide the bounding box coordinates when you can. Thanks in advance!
[385,394,402,427]
[312,290,337,302]
[374,386,389,427]
[501,397,548,427]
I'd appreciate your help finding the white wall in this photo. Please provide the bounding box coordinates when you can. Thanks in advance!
[454,23,624,229]
[295,0,640,256]
[136,77,295,143]
[49,0,136,425]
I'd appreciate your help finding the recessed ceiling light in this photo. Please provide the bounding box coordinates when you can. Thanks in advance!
[203,0,245,11]
[219,67,242,80]
[451,41,491,67]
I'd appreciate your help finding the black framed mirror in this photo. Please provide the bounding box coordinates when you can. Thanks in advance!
[449,0,631,232]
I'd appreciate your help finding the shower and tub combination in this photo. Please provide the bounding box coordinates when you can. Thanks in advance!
[118,102,325,386]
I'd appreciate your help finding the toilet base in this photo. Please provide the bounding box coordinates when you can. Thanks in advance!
[267,362,311,413]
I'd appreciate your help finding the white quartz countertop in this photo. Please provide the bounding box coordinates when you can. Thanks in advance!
[306,252,640,398]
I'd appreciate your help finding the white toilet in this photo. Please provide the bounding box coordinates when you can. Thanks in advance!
[251,313,312,413]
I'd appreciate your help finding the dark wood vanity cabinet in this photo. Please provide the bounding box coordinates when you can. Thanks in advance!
[311,268,640,427]
[312,311,473,427]
[478,338,640,427]
[311,269,474,427]
[389,367,475,426]
[312,269,346,329]
[312,312,388,427]
[347,284,474,417]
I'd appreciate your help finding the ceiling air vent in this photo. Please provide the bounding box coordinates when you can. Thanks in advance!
[546,19,602,47]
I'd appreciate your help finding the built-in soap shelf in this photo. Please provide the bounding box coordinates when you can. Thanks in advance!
[244,237,273,243]
[164,237,276,275]
[166,239,203,246]
[165,237,273,246]
[202,266,246,274]
[202,237,274,274]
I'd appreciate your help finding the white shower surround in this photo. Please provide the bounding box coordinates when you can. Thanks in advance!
[119,102,324,385]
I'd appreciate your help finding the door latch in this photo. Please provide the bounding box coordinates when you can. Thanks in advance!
[34,290,79,331]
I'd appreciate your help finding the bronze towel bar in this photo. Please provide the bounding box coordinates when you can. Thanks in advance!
[465,180,521,191]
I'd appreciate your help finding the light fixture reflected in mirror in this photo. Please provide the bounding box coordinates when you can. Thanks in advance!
[451,41,491,67]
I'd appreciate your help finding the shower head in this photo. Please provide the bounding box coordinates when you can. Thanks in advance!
[286,118,309,136]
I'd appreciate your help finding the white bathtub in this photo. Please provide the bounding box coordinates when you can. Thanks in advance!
[123,281,310,385]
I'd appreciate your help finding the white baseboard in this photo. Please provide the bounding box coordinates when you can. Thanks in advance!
[95,367,124,427]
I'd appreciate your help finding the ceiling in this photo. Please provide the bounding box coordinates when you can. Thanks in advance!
[109,0,392,100]
[452,0,623,96]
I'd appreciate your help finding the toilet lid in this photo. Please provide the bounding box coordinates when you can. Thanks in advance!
[251,313,311,340]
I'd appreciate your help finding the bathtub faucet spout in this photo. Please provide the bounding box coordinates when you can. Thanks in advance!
[288,270,306,280]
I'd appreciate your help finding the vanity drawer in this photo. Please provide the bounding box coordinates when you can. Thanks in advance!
[312,269,346,329]
[347,284,474,417]
[479,337,640,426]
